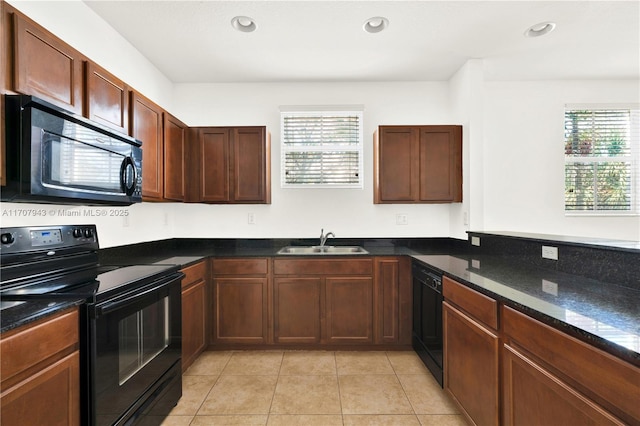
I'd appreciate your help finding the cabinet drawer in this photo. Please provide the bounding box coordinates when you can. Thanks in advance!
[181,260,208,289]
[273,258,373,275]
[1,308,78,384]
[502,306,640,424]
[212,258,268,275]
[443,276,498,329]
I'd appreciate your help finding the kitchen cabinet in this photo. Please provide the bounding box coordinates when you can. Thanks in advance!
[12,13,84,114]
[502,306,636,425]
[273,258,374,345]
[130,90,164,200]
[374,125,462,203]
[443,276,500,426]
[0,307,80,425]
[374,256,412,344]
[181,260,208,372]
[210,258,270,345]
[86,61,128,134]
[196,126,271,204]
[163,112,188,201]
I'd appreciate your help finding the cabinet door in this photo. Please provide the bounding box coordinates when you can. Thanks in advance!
[443,301,499,426]
[212,277,268,344]
[375,126,420,202]
[273,277,322,344]
[1,352,80,426]
[419,126,462,202]
[502,344,624,426]
[199,128,230,202]
[86,62,128,133]
[231,127,270,203]
[13,14,83,114]
[130,91,163,200]
[374,257,411,344]
[163,113,187,201]
[182,280,206,372]
[325,277,374,344]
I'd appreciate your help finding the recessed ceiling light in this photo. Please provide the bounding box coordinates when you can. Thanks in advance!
[363,17,389,33]
[231,16,256,33]
[524,22,556,38]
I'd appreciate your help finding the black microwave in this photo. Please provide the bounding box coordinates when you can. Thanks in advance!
[2,95,142,205]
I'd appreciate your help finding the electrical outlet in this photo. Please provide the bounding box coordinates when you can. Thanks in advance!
[471,236,480,246]
[542,245,558,260]
[396,214,408,225]
[463,211,469,226]
[471,259,481,269]
[542,279,558,296]
[247,212,255,225]
[122,215,129,228]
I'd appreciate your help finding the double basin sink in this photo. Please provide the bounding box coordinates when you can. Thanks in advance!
[277,246,368,255]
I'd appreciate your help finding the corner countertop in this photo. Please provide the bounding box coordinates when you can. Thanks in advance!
[411,254,639,366]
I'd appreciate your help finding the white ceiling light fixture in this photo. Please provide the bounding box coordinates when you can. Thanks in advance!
[231,16,257,33]
[363,17,389,33]
[524,22,556,38]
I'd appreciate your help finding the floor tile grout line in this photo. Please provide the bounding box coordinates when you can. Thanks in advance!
[387,351,420,418]
[265,350,285,425]
[190,351,233,421]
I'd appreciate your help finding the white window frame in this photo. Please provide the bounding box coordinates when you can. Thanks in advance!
[564,104,640,216]
[280,106,364,189]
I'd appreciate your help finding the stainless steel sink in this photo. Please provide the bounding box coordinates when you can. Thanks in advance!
[277,246,368,255]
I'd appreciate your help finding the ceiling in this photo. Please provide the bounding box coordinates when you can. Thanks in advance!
[83,1,640,83]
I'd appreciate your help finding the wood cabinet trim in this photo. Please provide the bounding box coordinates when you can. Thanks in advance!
[181,260,208,289]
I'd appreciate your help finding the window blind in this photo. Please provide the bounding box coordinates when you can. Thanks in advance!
[281,110,363,188]
[564,107,640,214]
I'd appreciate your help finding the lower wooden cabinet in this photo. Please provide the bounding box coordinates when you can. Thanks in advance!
[502,344,624,426]
[210,258,270,345]
[374,256,411,345]
[443,301,500,426]
[181,260,208,372]
[502,306,636,425]
[0,307,80,426]
[443,277,500,426]
[325,276,374,344]
[274,277,322,344]
[273,258,375,346]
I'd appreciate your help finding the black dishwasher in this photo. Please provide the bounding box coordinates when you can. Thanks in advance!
[412,262,444,387]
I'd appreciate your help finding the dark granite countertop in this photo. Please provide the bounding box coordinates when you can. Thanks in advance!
[5,236,638,369]
[411,254,639,366]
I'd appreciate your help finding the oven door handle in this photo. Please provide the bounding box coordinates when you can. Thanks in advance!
[93,274,182,318]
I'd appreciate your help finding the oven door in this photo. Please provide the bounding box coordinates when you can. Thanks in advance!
[87,274,182,426]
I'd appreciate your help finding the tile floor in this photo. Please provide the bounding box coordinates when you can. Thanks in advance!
[157,350,467,425]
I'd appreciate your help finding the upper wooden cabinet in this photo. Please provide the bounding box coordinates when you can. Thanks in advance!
[163,113,188,201]
[374,125,462,203]
[12,13,84,114]
[130,91,164,201]
[86,62,128,134]
[195,126,271,204]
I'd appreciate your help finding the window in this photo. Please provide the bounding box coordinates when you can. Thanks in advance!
[281,108,363,188]
[564,106,640,214]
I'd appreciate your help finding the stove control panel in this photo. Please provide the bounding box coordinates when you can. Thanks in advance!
[0,225,98,253]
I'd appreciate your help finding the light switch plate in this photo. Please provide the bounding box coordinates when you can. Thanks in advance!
[396,214,408,225]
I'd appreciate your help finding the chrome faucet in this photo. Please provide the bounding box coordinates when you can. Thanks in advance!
[319,228,335,247]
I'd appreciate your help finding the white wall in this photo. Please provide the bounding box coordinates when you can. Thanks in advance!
[172,82,456,239]
[482,80,640,241]
[3,1,639,246]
